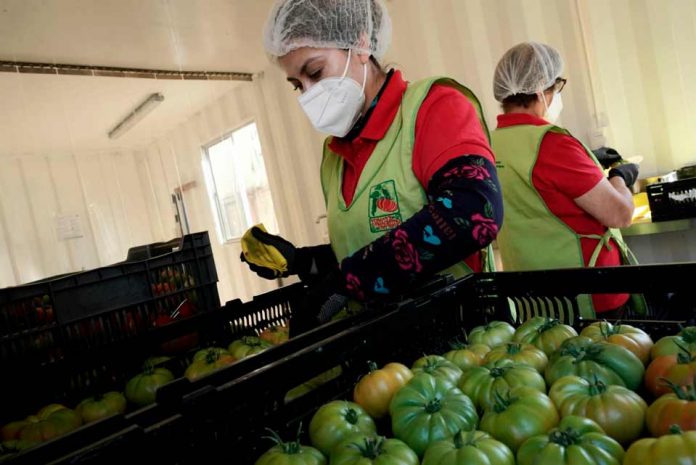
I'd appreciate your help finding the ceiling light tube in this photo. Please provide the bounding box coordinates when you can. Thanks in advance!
[108,92,164,139]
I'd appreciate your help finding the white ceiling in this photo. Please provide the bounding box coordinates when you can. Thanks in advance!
[0,0,275,155]
[0,0,274,71]
[0,73,239,156]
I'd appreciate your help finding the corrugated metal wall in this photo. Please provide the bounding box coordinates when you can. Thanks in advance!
[583,0,696,176]
[2,0,696,301]
[0,150,158,286]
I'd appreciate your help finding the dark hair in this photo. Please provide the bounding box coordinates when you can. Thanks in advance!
[369,55,389,74]
[502,93,539,109]
[501,82,555,111]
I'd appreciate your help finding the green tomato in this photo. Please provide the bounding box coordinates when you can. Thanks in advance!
[548,375,646,445]
[330,435,418,465]
[480,386,559,452]
[411,355,463,387]
[422,430,515,465]
[443,342,489,371]
[513,317,578,356]
[651,326,696,359]
[255,430,326,465]
[459,360,546,411]
[228,336,272,360]
[390,374,479,457]
[483,342,549,374]
[76,392,127,424]
[192,347,230,362]
[545,336,645,390]
[517,415,624,465]
[468,321,516,349]
[309,401,376,456]
[125,367,174,406]
[624,427,696,465]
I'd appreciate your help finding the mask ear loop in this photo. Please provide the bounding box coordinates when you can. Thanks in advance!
[538,89,549,115]
[360,59,368,93]
[340,49,352,80]
[340,49,368,94]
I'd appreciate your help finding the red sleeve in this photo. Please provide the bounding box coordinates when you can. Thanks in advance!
[535,132,605,199]
[412,85,495,188]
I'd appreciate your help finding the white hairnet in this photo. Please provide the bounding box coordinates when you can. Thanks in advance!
[493,42,564,102]
[263,0,392,60]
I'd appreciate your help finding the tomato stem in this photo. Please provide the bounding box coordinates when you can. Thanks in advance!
[205,350,221,364]
[452,430,464,449]
[680,327,696,344]
[589,375,607,396]
[424,398,443,414]
[489,366,509,378]
[492,389,512,413]
[675,341,696,364]
[263,426,302,455]
[349,437,384,459]
[669,424,684,435]
[366,361,379,373]
[550,428,581,447]
[538,318,560,334]
[507,343,522,355]
[661,377,696,400]
[344,408,359,424]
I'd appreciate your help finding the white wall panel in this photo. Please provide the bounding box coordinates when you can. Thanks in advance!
[584,0,696,175]
[48,155,100,272]
[20,156,72,277]
[3,0,696,299]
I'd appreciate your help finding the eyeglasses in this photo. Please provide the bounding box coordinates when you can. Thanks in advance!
[554,77,568,93]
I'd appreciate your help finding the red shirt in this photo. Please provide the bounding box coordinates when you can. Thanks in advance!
[496,113,628,312]
[329,70,495,272]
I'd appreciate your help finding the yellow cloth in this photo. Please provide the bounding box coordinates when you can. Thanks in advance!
[241,224,288,276]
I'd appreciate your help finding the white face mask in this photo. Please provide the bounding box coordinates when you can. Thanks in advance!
[298,49,367,138]
[543,92,563,123]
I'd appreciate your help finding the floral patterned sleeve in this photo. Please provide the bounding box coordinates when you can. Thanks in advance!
[340,155,503,300]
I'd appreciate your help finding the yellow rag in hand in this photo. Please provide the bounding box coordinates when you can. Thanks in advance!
[241,224,288,276]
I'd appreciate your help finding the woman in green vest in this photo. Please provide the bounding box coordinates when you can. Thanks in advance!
[241,0,503,333]
[490,42,641,318]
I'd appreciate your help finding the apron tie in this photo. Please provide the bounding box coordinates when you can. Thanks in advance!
[579,229,615,267]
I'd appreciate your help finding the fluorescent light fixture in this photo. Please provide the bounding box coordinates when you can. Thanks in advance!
[108,92,164,139]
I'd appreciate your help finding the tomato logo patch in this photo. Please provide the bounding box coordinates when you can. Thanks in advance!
[369,180,402,232]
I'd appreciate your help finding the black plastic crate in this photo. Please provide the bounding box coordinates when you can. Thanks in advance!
[647,177,696,222]
[132,265,694,464]
[125,238,181,262]
[9,263,696,465]
[0,286,374,465]
[473,264,696,325]
[0,232,219,425]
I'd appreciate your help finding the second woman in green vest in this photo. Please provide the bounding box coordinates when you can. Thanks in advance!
[490,42,641,318]
[242,0,503,333]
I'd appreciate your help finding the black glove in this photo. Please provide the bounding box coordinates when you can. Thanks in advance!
[593,147,623,169]
[608,163,639,188]
[240,227,301,279]
[290,269,347,337]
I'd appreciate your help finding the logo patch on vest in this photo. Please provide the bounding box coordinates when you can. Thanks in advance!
[368,180,402,232]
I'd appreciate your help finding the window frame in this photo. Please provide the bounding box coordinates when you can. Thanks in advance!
[201,119,274,245]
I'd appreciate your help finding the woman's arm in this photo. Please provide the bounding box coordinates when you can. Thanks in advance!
[574,177,634,229]
[339,155,503,300]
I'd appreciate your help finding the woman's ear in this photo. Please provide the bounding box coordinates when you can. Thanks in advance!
[356,32,371,65]
[357,52,371,65]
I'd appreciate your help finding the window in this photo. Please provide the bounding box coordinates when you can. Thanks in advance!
[202,122,278,242]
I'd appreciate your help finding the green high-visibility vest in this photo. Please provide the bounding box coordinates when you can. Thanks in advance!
[491,123,644,317]
[320,76,495,285]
